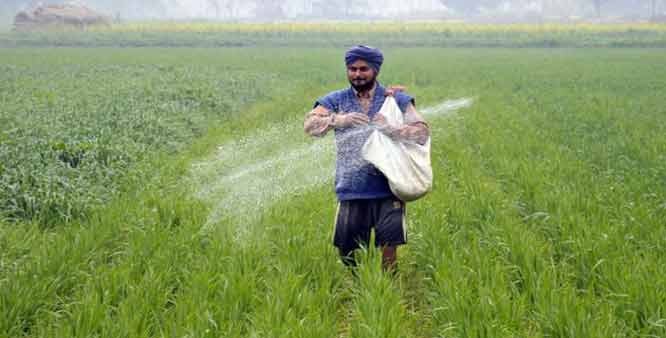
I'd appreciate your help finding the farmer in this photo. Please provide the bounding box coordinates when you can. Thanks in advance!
[303,45,429,271]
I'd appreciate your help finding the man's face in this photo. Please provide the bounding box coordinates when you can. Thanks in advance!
[347,59,377,92]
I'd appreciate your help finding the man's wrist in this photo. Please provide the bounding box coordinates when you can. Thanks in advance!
[386,126,401,138]
[329,114,337,128]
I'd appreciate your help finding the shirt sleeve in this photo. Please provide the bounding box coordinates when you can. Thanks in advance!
[314,91,340,112]
[403,103,427,125]
[394,92,415,114]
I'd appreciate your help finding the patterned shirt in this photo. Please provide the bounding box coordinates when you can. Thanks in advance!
[309,82,417,201]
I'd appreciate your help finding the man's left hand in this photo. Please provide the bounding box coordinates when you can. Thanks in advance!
[372,114,398,137]
[373,113,430,145]
[385,85,407,97]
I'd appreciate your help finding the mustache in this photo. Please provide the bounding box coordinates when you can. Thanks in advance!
[350,79,376,92]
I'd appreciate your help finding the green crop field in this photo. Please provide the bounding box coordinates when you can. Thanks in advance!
[2,22,666,48]
[1,41,666,337]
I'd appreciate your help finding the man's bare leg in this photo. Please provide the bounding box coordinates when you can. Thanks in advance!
[382,246,397,272]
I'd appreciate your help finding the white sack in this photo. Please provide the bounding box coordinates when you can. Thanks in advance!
[362,96,432,202]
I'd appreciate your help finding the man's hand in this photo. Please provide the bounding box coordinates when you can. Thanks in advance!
[304,105,334,137]
[371,113,389,128]
[372,105,430,145]
[372,114,398,136]
[385,85,407,97]
[334,112,370,128]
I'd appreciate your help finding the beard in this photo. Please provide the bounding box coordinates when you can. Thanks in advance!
[349,72,377,93]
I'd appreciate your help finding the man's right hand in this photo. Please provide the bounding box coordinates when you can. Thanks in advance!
[334,112,369,128]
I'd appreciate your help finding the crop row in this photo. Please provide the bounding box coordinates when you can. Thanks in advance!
[0,51,275,225]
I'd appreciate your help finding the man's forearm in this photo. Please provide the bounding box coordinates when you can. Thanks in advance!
[388,122,430,145]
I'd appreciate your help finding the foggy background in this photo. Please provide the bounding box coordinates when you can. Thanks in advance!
[1,0,665,26]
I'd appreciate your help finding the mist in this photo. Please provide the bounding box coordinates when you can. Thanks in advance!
[1,0,665,24]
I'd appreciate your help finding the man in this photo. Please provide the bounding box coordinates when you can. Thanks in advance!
[304,45,429,271]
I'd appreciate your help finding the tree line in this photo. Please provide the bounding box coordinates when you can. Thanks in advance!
[1,0,664,21]
[439,0,664,19]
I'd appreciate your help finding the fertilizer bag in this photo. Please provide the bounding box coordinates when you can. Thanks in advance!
[362,96,432,202]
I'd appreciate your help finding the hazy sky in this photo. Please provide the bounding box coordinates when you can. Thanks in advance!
[1,0,664,22]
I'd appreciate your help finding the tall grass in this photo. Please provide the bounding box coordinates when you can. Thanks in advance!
[1,47,665,337]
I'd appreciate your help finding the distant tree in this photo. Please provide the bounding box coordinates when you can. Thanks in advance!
[437,0,500,15]
[254,0,286,20]
[208,0,221,18]
[312,0,350,18]
[201,0,241,20]
[352,0,370,16]
[302,0,313,15]
[437,0,481,14]
[592,0,608,17]
[650,0,659,19]
[222,0,238,19]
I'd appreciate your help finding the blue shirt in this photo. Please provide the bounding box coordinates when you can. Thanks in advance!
[315,83,414,201]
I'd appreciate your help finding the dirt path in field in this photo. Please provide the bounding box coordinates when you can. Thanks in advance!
[191,97,474,237]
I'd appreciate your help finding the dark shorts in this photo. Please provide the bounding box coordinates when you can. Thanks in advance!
[333,197,407,255]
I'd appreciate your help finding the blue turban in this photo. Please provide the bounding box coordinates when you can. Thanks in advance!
[345,45,384,73]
